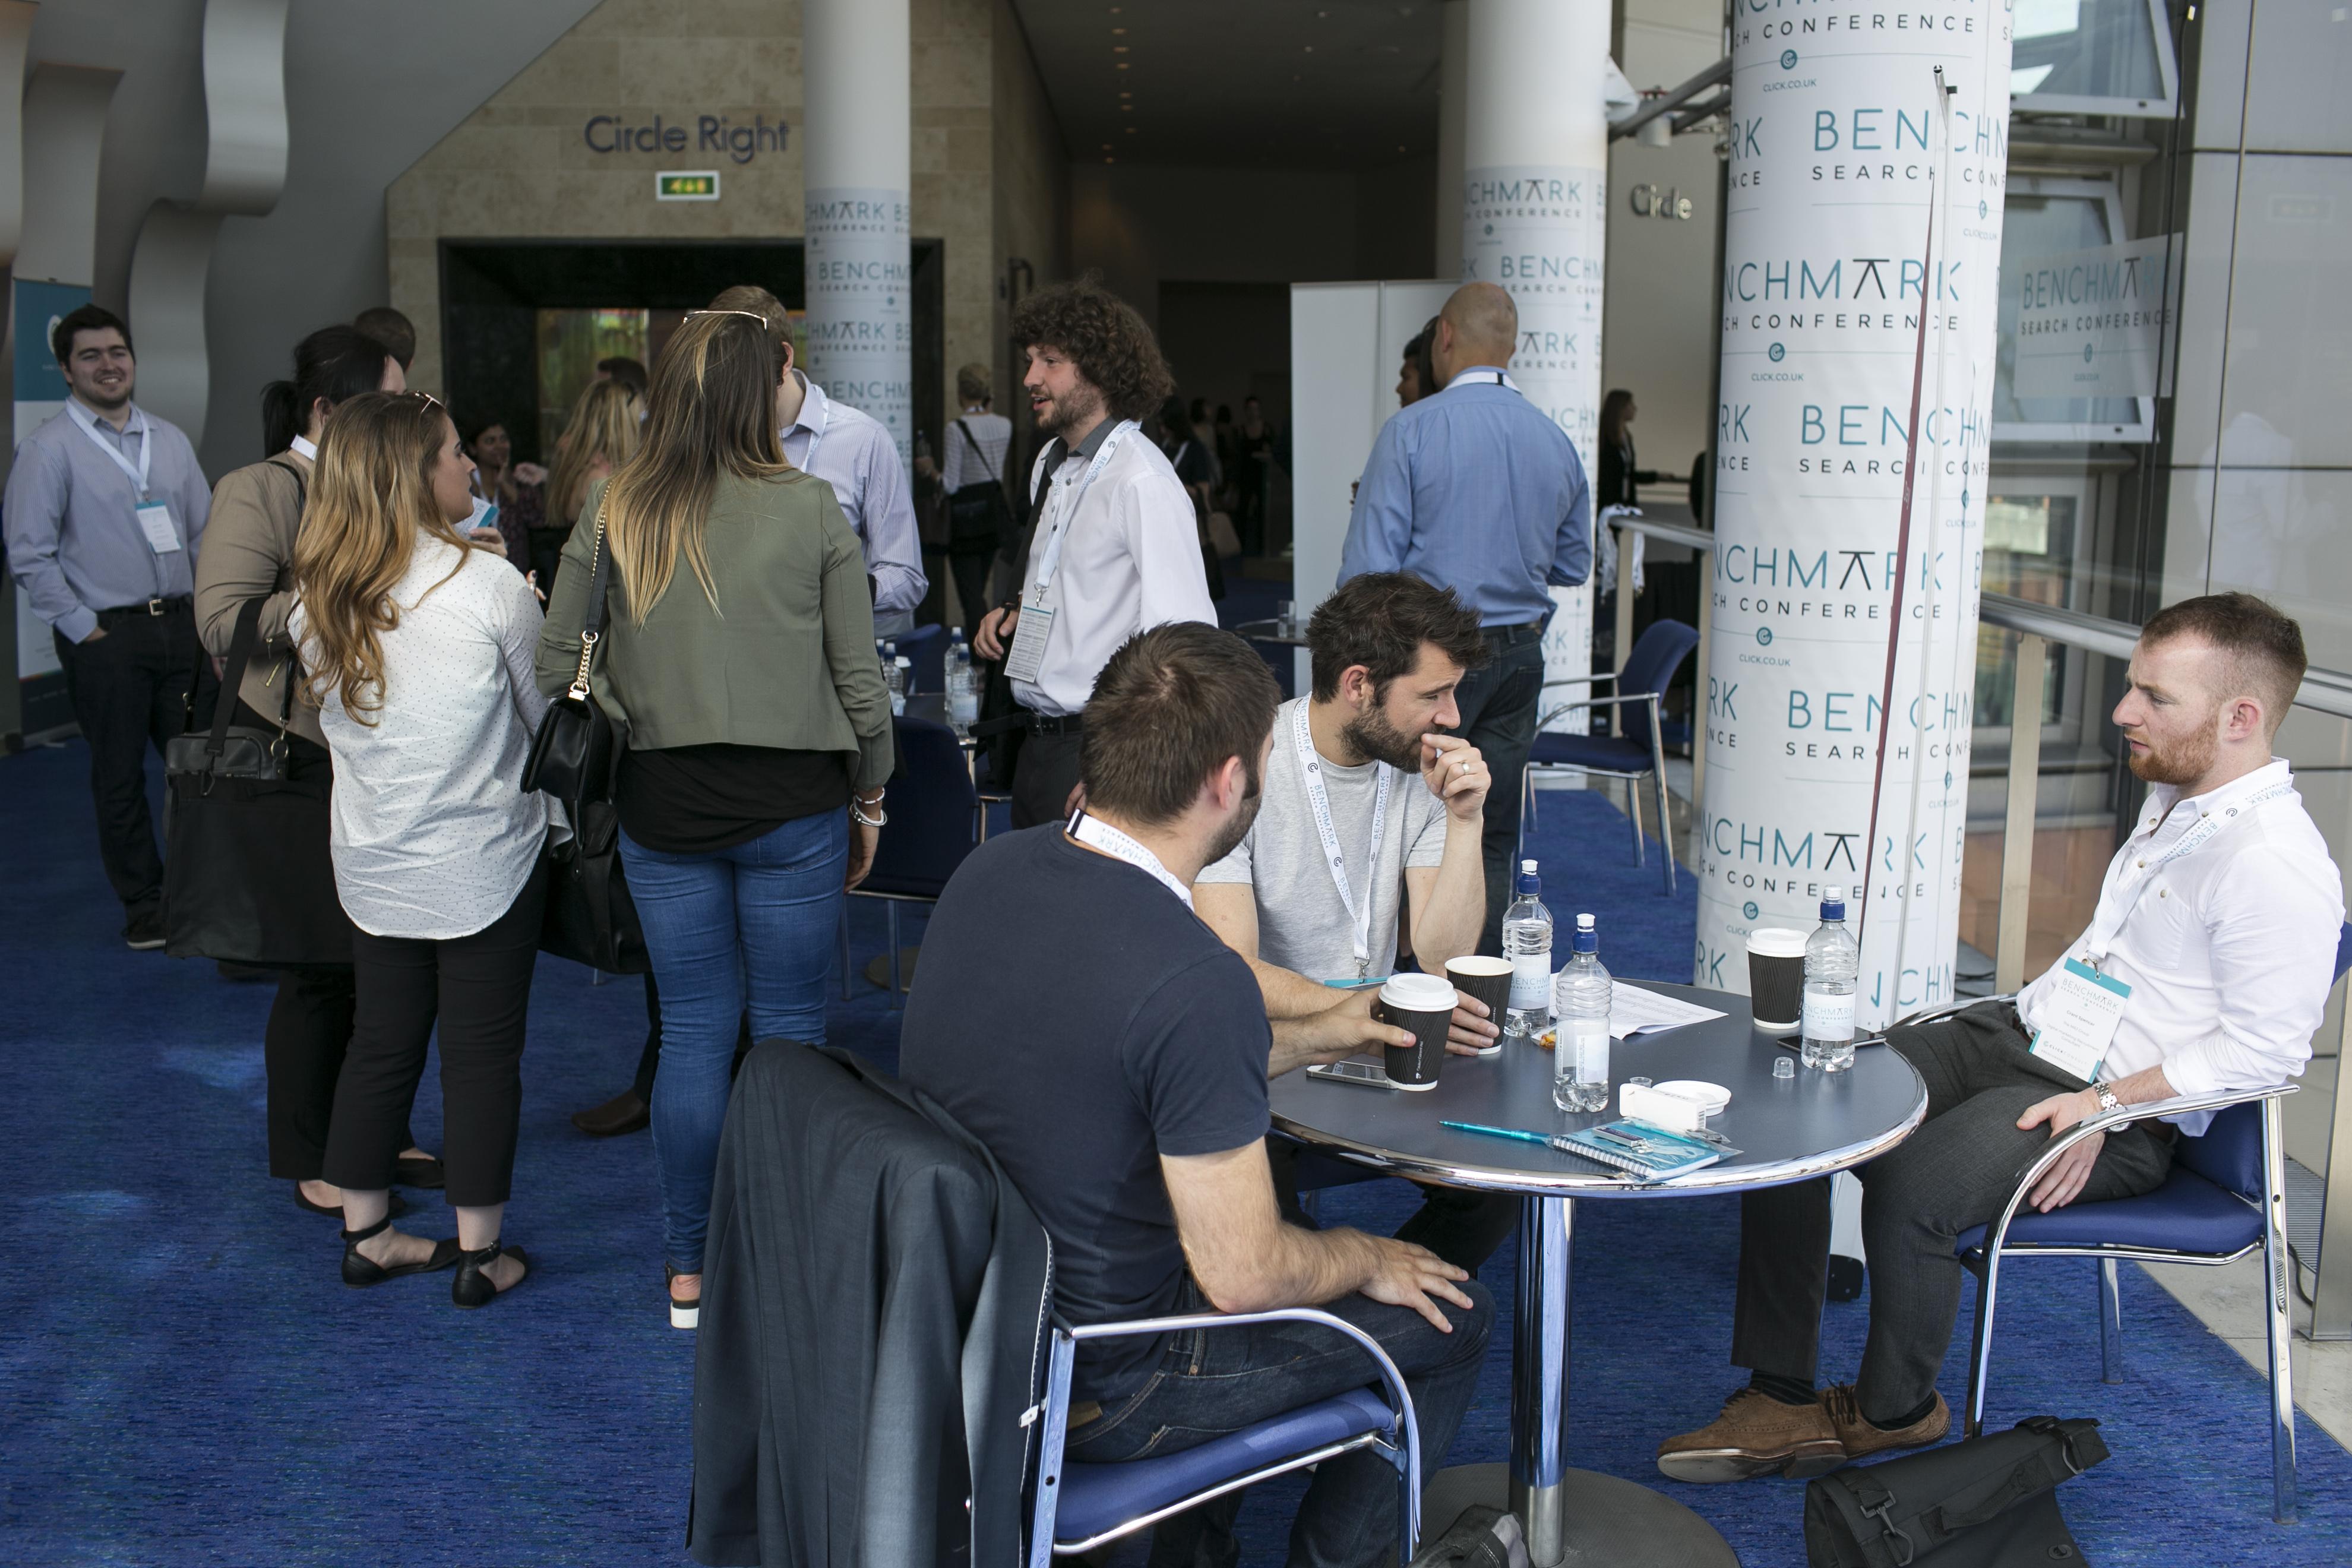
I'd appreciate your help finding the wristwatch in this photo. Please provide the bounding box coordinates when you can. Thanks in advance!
[2089,1082,2124,1122]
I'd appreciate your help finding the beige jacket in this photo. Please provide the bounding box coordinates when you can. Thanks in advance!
[194,450,327,748]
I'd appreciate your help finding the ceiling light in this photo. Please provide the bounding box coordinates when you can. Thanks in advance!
[1115,61,1128,69]
[1125,126,1137,134]
[1303,45,1314,53]
[1113,45,1128,53]
[1119,103,1132,111]
[1111,26,1125,34]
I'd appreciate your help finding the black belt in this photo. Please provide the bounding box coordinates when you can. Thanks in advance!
[1026,712,1083,736]
[98,595,192,620]
[1481,621,1542,647]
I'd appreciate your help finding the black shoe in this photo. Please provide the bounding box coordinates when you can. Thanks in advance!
[340,1215,460,1288]
[453,1241,532,1308]
[394,1152,446,1190]
[571,1090,650,1138]
[295,1185,409,1221]
[216,959,273,982]
[123,909,166,951]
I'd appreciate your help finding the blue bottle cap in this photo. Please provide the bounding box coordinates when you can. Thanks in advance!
[1820,886,1846,921]
[1515,859,1541,897]
[1572,913,1598,954]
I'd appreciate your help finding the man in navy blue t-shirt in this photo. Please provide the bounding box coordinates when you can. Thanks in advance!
[902,623,1496,1568]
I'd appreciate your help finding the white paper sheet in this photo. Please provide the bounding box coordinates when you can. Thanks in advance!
[1610,984,1725,1041]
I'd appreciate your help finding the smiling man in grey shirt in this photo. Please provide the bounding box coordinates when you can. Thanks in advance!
[3,304,214,947]
[1196,571,1523,1273]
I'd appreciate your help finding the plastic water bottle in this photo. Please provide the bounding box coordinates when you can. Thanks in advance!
[1801,886,1860,1072]
[887,656,910,716]
[947,640,979,732]
[1551,915,1612,1112]
[1502,859,1554,1041]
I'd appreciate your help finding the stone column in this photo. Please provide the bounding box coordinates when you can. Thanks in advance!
[1694,8,2013,1025]
[801,0,911,467]
[1461,0,1609,729]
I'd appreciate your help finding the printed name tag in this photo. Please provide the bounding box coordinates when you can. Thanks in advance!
[1004,602,1055,685]
[2029,957,2131,1083]
[136,501,181,555]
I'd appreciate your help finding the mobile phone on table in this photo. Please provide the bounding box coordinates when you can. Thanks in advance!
[1305,1060,1395,1090]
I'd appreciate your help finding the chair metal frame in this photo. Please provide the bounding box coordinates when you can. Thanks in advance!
[1958,1082,2301,1522]
[1522,671,1677,893]
[1025,1307,1422,1565]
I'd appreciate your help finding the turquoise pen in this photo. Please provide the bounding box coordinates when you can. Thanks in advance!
[1442,1120,1573,1152]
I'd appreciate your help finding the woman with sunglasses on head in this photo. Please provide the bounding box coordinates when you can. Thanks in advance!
[536,309,890,1330]
[294,390,552,1307]
[194,327,448,1222]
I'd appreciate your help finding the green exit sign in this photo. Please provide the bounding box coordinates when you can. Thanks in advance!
[656,170,720,201]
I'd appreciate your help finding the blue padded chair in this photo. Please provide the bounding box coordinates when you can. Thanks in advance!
[842,714,978,1006]
[1520,618,1700,893]
[1953,922,2352,1524]
[894,624,946,696]
[1026,1307,1421,1564]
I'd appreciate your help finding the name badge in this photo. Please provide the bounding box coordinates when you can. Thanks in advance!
[2029,957,2131,1083]
[136,501,181,555]
[1004,602,1055,685]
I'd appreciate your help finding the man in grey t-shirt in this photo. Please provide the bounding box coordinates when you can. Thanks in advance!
[1197,572,1522,1270]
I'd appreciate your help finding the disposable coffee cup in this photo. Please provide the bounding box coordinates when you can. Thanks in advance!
[1374,972,1456,1091]
[1746,928,1809,1032]
[1443,956,1512,1057]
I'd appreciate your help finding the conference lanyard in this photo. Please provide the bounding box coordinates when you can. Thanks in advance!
[67,400,151,498]
[1291,700,1391,979]
[1028,419,1139,606]
[2079,779,2295,968]
[1067,808,1193,909]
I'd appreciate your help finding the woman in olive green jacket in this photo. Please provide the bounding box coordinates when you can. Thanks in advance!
[535,308,890,1329]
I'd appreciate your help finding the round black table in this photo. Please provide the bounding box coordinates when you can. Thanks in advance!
[1267,982,1927,1567]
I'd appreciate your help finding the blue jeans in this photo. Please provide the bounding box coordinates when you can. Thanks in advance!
[1067,1278,1496,1568]
[618,812,848,1272]
[1449,624,1546,955]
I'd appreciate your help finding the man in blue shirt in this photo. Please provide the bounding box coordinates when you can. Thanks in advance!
[3,305,216,948]
[1339,282,1591,951]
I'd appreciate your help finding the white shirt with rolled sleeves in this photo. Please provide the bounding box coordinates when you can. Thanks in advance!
[779,371,925,628]
[2015,758,2344,1134]
[1011,424,1216,718]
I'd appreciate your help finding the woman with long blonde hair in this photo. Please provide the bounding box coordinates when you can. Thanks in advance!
[293,390,552,1310]
[535,309,890,1330]
[532,377,643,591]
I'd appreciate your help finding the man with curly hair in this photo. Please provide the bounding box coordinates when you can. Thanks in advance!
[973,278,1216,827]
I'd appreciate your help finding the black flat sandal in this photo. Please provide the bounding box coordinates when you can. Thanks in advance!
[452,1240,532,1309]
[296,1186,408,1221]
[341,1215,460,1288]
[393,1152,446,1190]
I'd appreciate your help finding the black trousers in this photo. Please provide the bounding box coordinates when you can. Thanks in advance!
[53,605,217,913]
[1733,1003,2175,1418]
[1445,623,1546,955]
[1269,1137,1521,1275]
[946,546,995,633]
[527,529,569,601]
[1010,728,1085,830]
[324,861,548,1207]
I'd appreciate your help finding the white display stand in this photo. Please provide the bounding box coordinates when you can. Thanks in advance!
[1286,279,1455,694]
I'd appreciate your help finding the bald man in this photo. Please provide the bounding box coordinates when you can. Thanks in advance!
[1339,281,1592,952]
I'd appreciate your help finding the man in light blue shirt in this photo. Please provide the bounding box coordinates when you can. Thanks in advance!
[1339,282,1591,950]
[3,304,216,947]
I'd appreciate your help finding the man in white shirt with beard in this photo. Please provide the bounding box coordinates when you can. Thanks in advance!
[1656,592,2344,1485]
[973,279,1216,827]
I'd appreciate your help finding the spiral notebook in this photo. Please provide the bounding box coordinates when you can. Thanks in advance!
[1553,1118,1734,1180]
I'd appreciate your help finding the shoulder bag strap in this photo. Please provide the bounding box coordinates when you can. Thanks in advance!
[198,598,268,754]
[568,495,614,700]
[956,418,991,466]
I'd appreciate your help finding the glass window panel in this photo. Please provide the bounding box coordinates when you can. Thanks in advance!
[1993,195,2144,434]
[2011,0,2168,105]
[1974,492,2077,730]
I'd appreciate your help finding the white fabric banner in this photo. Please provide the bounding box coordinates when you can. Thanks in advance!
[1696,8,2013,1026]
[1463,163,1604,734]
[802,184,912,469]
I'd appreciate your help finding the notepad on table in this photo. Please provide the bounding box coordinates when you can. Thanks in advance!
[1608,984,1724,1041]
[1552,1118,1733,1180]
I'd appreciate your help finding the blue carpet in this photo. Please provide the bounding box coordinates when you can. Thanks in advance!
[1,741,2343,1564]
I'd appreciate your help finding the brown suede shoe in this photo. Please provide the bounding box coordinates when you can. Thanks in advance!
[1819,1385,1950,1462]
[1656,1388,1846,1483]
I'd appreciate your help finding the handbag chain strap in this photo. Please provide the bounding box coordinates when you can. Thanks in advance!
[568,499,613,701]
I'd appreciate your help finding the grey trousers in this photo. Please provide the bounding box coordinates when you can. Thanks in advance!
[1732,1001,2176,1419]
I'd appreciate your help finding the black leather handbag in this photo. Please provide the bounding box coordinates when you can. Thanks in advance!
[946,419,1009,549]
[1804,1416,2108,1567]
[521,501,615,808]
[161,596,353,966]
[520,504,649,974]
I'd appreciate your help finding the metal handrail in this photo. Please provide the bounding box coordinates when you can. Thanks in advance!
[1978,590,2352,719]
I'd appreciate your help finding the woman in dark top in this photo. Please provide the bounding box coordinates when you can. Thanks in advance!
[1597,388,1659,510]
[536,309,892,1330]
